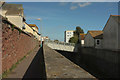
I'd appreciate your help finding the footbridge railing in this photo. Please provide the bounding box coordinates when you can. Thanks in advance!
[44,40,75,52]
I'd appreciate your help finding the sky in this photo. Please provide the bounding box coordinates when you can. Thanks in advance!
[9,2,118,41]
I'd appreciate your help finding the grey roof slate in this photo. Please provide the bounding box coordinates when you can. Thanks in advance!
[2,3,23,15]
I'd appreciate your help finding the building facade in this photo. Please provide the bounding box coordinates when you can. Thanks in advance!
[103,15,120,51]
[1,3,25,30]
[84,31,103,48]
[64,30,74,43]
[28,24,40,40]
[94,34,103,49]
[23,22,34,34]
[79,34,86,46]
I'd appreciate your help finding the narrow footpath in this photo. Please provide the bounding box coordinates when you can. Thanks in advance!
[3,44,97,79]
[3,45,42,79]
[43,45,96,79]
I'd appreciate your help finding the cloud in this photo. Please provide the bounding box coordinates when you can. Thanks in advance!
[78,2,91,7]
[70,6,78,10]
[70,2,91,10]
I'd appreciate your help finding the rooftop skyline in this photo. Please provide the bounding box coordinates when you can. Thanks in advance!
[9,2,118,41]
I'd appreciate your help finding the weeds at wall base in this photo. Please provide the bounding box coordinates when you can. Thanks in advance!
[2,45,39,78]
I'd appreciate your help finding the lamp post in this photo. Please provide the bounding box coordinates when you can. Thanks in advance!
[37,18,42,47]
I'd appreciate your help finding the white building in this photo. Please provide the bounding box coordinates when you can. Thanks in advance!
[79,34,86,46]
[84,31,103,48]
[103,15,120,51]
[64,30,74,43]
[1,3,25,30]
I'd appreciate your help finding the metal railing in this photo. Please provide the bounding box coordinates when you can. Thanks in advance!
[44,40,75,46]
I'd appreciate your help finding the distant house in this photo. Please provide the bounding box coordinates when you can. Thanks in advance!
[42,36,49,41]
[94,33,103,49]
[23,22,34,35]
[84,31,103,48]
[103,15,120,51]
[0,1,5,7]
[28,24,40,40]
[79,34,86,46]
[28,24,39,32]
[1,3,25,30]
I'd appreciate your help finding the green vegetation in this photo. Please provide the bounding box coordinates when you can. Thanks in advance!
[54,39,59,43]
[18,29,22,35]
[69,35,78,43]
[2,45,38,78]
[11,25,15,31]
[69,26,84,43]
[2,55,26,78]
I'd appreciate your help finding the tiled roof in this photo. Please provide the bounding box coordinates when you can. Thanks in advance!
[94,33,103,39]
[80,34,86,40]
[88,31,103,38]
[28,24,39,30]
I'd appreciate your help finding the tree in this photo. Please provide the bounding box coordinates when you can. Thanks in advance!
[69,35,78,43]
[74,26,84,36]
[54,39,59,43]
[69,26,84,43]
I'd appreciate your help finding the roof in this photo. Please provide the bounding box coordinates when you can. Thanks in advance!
[94,33,103,39]
[88,30,103,38]
[103,15,120,31]
[0,1,5,7]
[80,34,86,40]
[112,15,120,24]
[28,24,39,30]
[2,3,23,15]
[65,30,75,32]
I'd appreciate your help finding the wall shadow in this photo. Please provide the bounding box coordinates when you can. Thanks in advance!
[55,50,119,80]
[22,47,47,80]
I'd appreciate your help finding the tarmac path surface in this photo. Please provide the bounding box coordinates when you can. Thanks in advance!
[3,44,97,80]
[43,45,96,79]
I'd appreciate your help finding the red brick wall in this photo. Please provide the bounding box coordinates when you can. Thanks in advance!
[2,23,39,73]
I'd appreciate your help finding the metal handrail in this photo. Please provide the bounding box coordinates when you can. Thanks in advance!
[44,40,75,46]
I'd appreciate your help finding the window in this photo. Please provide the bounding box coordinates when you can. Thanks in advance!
[97,40,100,45]
[22,24,26,29]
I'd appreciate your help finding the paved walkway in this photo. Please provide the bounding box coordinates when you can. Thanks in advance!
[5,46,41,79]
[43,45,96,79]
[3,44,97,79]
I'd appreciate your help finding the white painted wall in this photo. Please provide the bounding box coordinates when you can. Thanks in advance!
[84,33,94,47]
[44,42,75,52]
[1,9,24,30]
[0,10,7,17]
[6,16,24,29]
[23,22,33,34]
[32,27,38,32]
[103,16,119,50]
[81,40,84,46]
[64,31,74,43]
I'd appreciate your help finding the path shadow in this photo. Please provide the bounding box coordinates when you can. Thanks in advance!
[56,50,119,80]
[22,47,47,80]
[55,50,101,80]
